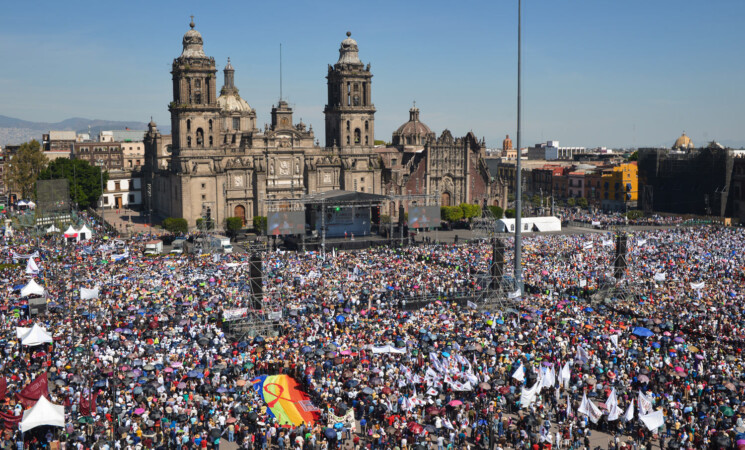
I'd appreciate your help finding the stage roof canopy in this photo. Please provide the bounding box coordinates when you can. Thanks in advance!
[303,190,388,204]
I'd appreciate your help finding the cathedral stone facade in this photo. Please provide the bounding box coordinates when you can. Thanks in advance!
[144,21,381,227]
[144,20,492,228]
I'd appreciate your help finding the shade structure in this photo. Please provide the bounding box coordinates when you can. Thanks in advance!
[78,224,92,240]
[21,324,53,347]
[20,280,45,298]
[20,395,65,432]
[46,224,60,233]
[64,225,78,238]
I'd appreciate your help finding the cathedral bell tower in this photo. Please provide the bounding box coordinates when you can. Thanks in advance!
[169,17,220,156]
[324,32,375,148]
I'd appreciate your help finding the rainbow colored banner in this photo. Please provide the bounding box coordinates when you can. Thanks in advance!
[251,375,318,426]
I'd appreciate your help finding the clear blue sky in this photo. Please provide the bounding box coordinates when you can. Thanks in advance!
[1,0,744,148]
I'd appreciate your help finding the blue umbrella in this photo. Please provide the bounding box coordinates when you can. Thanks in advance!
[651,342,661,349]
[632,327,654,338]
[336,315,345,324]
[583,307,594,313]
[324,428,337,439]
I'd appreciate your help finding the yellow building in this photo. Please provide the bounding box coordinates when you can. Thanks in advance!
[600,161,638,211]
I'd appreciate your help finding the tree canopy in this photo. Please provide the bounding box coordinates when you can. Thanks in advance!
[38,158,107,209]
[4,140,48,200]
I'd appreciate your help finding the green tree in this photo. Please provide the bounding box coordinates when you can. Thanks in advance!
[577,197,588,209]
[567,197,576,207]
[459,203,482,220]
[225,217,243,239]
[38,158,107,209]
[379,214,391,224]
[530,194,541,207]
[504,208,516,218]
[628,151,638,161]
[626,209,643,220]
[488,205,504,219]
[162,217,188,234]
[441,205,464,222]
[5,140,48,200]
[252,216,267,234]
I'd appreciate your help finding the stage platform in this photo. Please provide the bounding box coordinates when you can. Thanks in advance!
[282,234,408,251]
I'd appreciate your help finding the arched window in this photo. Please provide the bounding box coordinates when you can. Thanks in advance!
[186,119,191,131]
[346,135,350,145]
[365,136,369,145]
[354,128,361,144]
[209,120,213,132]
[346,121,350,131]
[365,121,369,131]
[209,136,213,146]
[196,128,204,147]
[187,136,192,147]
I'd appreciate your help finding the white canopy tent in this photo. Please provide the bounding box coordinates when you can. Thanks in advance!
[46,224,60,234]
[26,201,36,209]
[20,279,45,298]
[17,200,28,207]
[78,224,92,241]
[20,395,65,432]
[20,324,53,347]
[497,216,562,233]
[64,225,78,240]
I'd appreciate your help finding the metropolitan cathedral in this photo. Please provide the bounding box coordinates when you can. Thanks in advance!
[144,19,493,227]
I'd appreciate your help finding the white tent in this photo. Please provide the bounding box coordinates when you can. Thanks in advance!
[20,279,45,298]
[46,224,60,234]
[17,200,28,207]
[497,216,562,233]
[26,201,36,209]
[64,225,78,240]
[78,224,92,241]
[20,395,65,432]
[16,327,31,339]
[20,324,53,347]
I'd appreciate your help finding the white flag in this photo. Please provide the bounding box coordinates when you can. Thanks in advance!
[575,346,589,363]
[560,362,571,385]
[566,397,572,417]
[653,272,666,282]
[637,239,647,247]
[512,364,525,382]
[690,281,705,290]
[638,390,653,416]
[640,410,664,431]
[610,335,619,348]
[623,399,635,422]
[520,381,541,408]
[80,287,100,300]
[577,392,590,416]
[25,258,40,275]
[606,389,620,422]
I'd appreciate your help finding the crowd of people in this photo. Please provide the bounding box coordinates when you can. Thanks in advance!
[1,214,745,449]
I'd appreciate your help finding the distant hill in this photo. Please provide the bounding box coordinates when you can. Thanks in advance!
[0,115,170,147]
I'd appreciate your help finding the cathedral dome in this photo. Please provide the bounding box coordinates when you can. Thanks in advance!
[394,107,432,136]
[217,57,251,112]
[181,18,207,58]
[217,93,252,113]
[673,132,694,150]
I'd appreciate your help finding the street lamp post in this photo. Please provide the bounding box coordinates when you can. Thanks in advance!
[96,160,105,227]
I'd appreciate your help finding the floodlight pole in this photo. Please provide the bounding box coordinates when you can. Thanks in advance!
[514,0,523,291]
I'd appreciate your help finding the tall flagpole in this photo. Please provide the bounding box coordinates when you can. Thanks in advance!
[514,0,523,291]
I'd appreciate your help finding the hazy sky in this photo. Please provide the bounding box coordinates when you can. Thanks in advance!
[1,0,743,148]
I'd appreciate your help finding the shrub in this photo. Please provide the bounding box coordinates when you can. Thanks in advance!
[252,216,267,234]
[488,205,504,219]
[162,217,188,234]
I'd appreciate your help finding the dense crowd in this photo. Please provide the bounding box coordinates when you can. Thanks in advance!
[1,215,745,450]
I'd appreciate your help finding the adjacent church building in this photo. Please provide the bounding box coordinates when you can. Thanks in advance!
[144,20,494,227]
